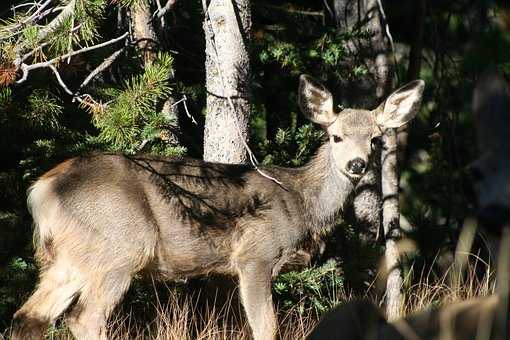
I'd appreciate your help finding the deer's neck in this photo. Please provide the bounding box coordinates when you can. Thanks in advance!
[298,142,354,233]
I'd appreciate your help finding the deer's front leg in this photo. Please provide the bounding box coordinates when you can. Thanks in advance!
[238,261,276,340]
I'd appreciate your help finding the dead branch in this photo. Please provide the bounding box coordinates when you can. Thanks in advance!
[74,47,125,94]
[48,64,73,95]
[259,3,324,17]
[153,0,177,19]
[16,32,128,83]
[37,0,76,42]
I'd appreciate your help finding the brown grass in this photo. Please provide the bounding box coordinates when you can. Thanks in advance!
[3,253,495,340]
[402,253,494,316]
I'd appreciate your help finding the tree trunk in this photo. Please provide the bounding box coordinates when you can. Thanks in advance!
[398,0,426,165]
[131,0,180,144]
[131,0,158,63]
[333,0,393,108]
[203,0,251,164]
[381,128,402,320]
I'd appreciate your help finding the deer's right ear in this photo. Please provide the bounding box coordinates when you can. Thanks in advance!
[298,74,337,126]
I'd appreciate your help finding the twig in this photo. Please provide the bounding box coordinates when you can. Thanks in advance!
[74,47,125,94]
[155,0,166,28]
[322,0,334,19]
[16,32,129,83]
[11,2,39,13]
[25,0,53,23]
[0,0,54,40]
[21,24,82,62]
[48,64,73,95]
[172,94,197,124]
[202,0,285,188]
[153,0,177,20]
[37,0,76,42]
[259,3,324,17]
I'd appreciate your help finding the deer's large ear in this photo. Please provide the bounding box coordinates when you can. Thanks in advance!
[298,74,337,126]
[376,80,425,129]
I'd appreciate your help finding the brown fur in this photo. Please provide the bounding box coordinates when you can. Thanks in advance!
[39,158,75,180]
[11,76,424,340]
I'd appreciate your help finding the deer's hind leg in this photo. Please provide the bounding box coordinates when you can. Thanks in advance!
[12,259,83,340]
[64,269,133,340]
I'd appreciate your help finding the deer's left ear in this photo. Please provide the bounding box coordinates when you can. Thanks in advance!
[376,80,425,129]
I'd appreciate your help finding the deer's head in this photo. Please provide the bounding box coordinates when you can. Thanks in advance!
[298,74,425,179]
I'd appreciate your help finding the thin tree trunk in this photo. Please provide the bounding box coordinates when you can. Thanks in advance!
[381,128,402,320]
[333,0,393,108]
[398,0,426,165]
[203,0,251,164]
[132,0,158,63]
[131,0,179,144]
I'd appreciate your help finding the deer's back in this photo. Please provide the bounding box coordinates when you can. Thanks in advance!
[34,153,308,278]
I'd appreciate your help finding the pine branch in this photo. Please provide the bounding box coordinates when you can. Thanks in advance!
[36,0,76,43]
[16,32,128,83]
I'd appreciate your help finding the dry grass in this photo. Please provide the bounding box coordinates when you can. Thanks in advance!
[402,253,494,317]
[4,253,496,340]
[42,290,316,340]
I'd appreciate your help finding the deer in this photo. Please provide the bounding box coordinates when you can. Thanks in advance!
[11,74,425,340]
[307,72,510,340]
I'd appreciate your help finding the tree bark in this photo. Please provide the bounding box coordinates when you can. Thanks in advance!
[131,0,180,144]
[203,0,251,164]
[381,128,402,320]
[333,0,393,108]
[131,0,158,63]
[398,0,426,166]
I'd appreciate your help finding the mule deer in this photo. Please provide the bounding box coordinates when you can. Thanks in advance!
[307,72,510,340]
[11,75,424,340]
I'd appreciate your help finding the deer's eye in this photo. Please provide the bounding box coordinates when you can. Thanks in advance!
[332,135,343,143]
[371,136,382,148]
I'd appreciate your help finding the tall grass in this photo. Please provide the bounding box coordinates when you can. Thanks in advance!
[2,254,495,340]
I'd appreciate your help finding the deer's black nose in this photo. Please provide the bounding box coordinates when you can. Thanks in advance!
[346,158,366,175]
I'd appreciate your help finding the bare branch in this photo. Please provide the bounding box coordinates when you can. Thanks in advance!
[16,32,129,83]
[48,64,73,95]
[153,0,177,20]
[20,24,82,62]
[259,3,324,17]
[172,95,197,124]
[155,0,166,27]
[74,47,124,93]
[25,0,53,23]
[37,0,76,42]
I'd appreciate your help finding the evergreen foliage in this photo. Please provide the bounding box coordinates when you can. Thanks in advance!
[273,260,344,316]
